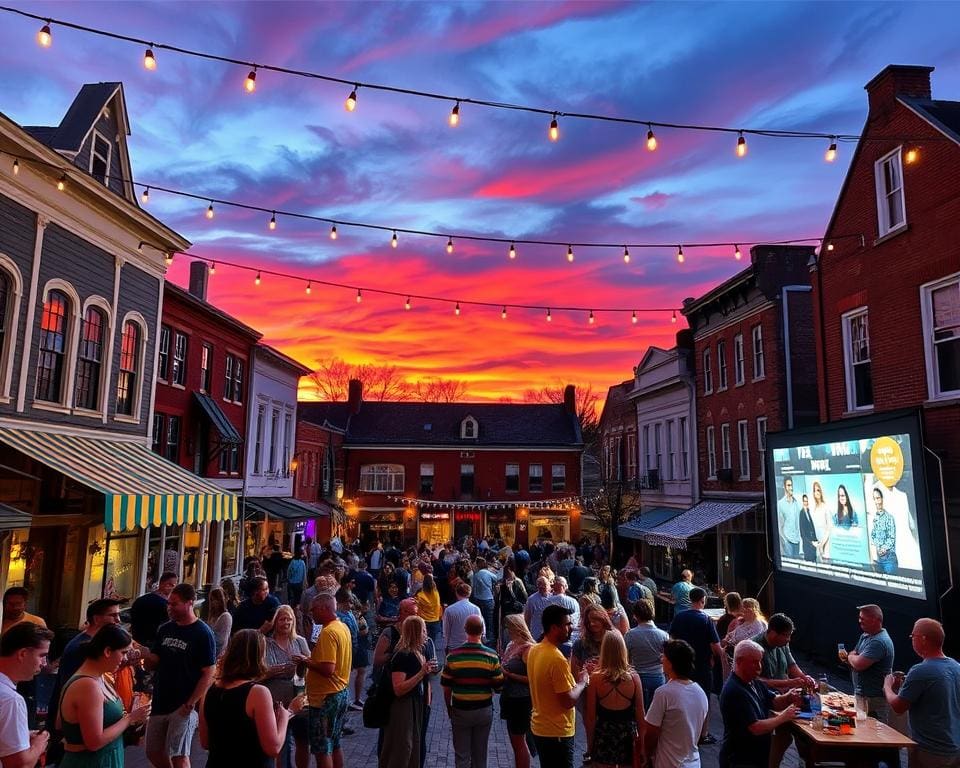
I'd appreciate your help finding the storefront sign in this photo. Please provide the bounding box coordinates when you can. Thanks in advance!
[420,512,450,521]
[486,512,514,523]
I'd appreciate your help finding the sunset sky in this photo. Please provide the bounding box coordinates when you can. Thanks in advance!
[2,1,959,402]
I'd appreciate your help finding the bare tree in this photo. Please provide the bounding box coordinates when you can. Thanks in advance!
[584,479,642,563]
[523,382,601,447]
[309,358,352,400]
[414,377,469,402]
[310,358,412,401]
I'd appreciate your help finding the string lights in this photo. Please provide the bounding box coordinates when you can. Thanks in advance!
[11,158,18,175]
[306,281,312,295]
[446,237,454,254]
[143,46,156,70]
[330,224,338,240]
[449,101,460,127]
[391,230,398,248]
[141,186,149,204]
[244,68,257,93]
[825,139,837,163]
[566,245,574,263]
[355,288,362,303]
[549,114,560,142]
[269,212,277,230]
[677,245,685,264]
[345,85,358,112]
[736,132,747,158]
[734,244,742,261]
[36,20,51,47]
[254,271,261,286]
[509,243,517,260]
[205,202,214,219]
[623,246,630,264]
[56,173,66,191]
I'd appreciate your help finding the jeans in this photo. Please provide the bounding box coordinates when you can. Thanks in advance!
[451,706,493,768]
[639,672,665,711]
[476,599,495,643]
[783,540,800,558]
[877,552,899,574]
[532,735,574,768]
[426,621,443,650]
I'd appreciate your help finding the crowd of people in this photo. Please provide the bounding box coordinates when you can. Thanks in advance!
[0,535,958,768]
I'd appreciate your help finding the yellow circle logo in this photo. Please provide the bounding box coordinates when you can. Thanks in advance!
[870,436,904,486]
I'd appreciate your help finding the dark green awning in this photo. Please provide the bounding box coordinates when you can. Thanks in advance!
[193,392,242,444]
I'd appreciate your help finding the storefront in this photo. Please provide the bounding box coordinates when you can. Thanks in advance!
[484,511,516,546]
[359,511,404,548]
[419,511,451,545]
[243,496,330,558]
[529,512,571,543]
[453,510,482,542]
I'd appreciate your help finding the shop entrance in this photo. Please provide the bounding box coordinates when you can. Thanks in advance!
[529,514,570,543]
[419,512,451,545]
[485,512,516,546]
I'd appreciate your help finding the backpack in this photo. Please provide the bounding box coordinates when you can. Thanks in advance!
[362,663,394,728]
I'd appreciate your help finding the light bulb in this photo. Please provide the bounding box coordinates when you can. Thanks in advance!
[12,159,19,175]
[244,69,257,93]
[567,245,574,263]
[141,186,150,204]
[255,271,261,286]
[391,230,398,248]
[905,148,918,164]
[269,212,276,230]
[734,244,742,261]
[306,282,312,295]
[826,243,834,251]
[632,311,638,325]
[446,237,454,254]
[825,140,837,163]
[677,245,685,264]
[449,102,460,127]
[501,306,507,320]
[623,246,630,264]
[454,302,461,316]
[205,202,214,219]
[164,253,173,267]
[736,132,747,158]
[646,126,657,151]
[672,310,678,324]
[210,262,216,275]
[405,297,411,310]
[509,243,516,260]
[37,23,52,48]
[356,289,362,303]
[345,87,357,112]
[330,224,338,240]
[144,48,157,70]
[589,310,595,324]
[56,174,66,191]
[549,114,559,142]
[546,308,552,322]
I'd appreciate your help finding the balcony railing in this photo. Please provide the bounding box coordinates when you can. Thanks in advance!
[635,470,662,491]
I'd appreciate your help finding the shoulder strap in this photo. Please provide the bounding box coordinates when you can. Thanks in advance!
[56,674,96,729]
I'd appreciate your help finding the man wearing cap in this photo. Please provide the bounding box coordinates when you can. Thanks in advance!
[527,604,589,768]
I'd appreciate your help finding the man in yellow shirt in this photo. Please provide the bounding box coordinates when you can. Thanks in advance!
[527,604,589,768]
[297,594,352,768]
[1,588,46,636]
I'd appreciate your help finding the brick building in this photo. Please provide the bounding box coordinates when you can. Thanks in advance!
[292,417,346,543]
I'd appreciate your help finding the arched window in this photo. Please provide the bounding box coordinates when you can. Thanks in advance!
[36,290,70,403]
[74,306,106,410]
[0,273,10,361]
[460,416,478,439]
[116,320,141,416]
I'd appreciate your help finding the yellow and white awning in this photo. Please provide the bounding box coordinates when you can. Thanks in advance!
[0,426,237,532]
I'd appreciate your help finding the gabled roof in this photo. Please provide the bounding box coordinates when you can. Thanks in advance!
[256,343,312,377]
[899,97,960,145]
[297,402,352,432]
[163,281,262,341]
[298,401,583,448]
[681,265,754,317]
[598,379,634,431]
[24,82,129,154]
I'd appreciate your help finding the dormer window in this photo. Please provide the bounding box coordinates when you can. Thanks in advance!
[90,133,112,185]
[460,416,478,439]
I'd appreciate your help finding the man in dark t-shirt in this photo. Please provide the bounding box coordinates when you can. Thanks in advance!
[669,587,721,692]
[232,577,280,634]
[129,572,177,646]
[144,583,215,768]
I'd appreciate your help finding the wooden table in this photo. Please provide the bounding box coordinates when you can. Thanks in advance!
[790,715,915,768]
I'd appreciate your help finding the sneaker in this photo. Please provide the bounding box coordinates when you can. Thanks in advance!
[349,700,364,711]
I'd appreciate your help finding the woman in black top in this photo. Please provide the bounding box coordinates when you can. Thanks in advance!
[200,629,302,767]
[380,616,433,768]
[493,564,527,652]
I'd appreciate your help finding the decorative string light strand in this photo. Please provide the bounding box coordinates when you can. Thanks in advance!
[2,4,923,148]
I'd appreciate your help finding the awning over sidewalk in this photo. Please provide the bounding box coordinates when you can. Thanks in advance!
[244,496,332,522]
[643,500,760,549]
[193,392,242,444]
[0,426,237,532]
[617,507,686,541]
[0,503,31,531]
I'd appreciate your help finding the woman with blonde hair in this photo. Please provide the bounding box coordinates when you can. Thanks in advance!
[200,629,301,767]
[500,614,537,768]
[811,481,831,561]
[204,587,233,658]
[572,604,615,681]
[262,604,310,766]
[722,599,767,650]
[585,631,645,768]
[380,616,433,768]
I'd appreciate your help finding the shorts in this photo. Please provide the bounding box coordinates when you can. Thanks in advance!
[145,708,199,758]
[500,696,532,736]
[308,689,350,755]
[352,643,370,669]
[289,710,310,740]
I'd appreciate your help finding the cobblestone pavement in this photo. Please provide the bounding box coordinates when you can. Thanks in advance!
[123,652,848,768]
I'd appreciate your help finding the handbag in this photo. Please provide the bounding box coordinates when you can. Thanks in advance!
[361,663,394,728]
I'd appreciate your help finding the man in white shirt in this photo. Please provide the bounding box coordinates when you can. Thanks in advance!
[442,582,483,652]
[524,577,554,641]
[0,622,52,768]
[548,577,581,650]
[645,639,709,768]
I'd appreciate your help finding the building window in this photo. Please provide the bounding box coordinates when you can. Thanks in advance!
[706,425,716,479]
[158,325,170,380]
[551,464,566,492]
[151,414,164,454]
[528,463,543,493]
[734,333,745,386]
[717,340,728,390]
[268,410,279,473]
[360,464,405,493]
[703,349,713,394]
[74,306,105,410]
[737,420,750,480]
[665,419,674,481]
[842,308,873,410]
[172,331,187,386]
[90,133,111,185]
[757,417,767,480]
[420,463,434,494]
[323,451,334,496]
[254,404,265,474]
[165,415,181,463]
[679,416,689,479]
[460,464,475,495]
[752,325,765,380]
[654,423,663,472]
[721,423,732,470]
[921,275,960,399]
[36,289,70,403]
[115,320,140,416]
[461,416,478,439]
[875,147,906,236]
[0,273,9,387]
[642,425,652,474]
[626,433,637,480]
[505,463,520,493]
[223,355,244,403]
[283,413,292,476]
[200,344,212,393]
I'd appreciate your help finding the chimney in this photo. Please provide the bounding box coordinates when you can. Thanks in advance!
[865,65,934,116]
[347,378,363,414]
[563,384,576,415]
[188,261,209,301]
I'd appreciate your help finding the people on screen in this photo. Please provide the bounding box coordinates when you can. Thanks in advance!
[834,484,859,529]
[798,494,819,563]
[776,478,801,559]
[870,488,898,575]
[810,481,831,563]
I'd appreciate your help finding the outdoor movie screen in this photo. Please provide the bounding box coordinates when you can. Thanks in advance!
[770,432,925,599]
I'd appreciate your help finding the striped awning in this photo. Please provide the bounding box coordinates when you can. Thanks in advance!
[643,500,759,549]
[0,426,237,532]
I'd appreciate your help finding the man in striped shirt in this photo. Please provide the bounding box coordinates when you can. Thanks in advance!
[441,614,505,768]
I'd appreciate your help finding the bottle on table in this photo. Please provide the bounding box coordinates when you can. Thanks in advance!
[818,673,829,695]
